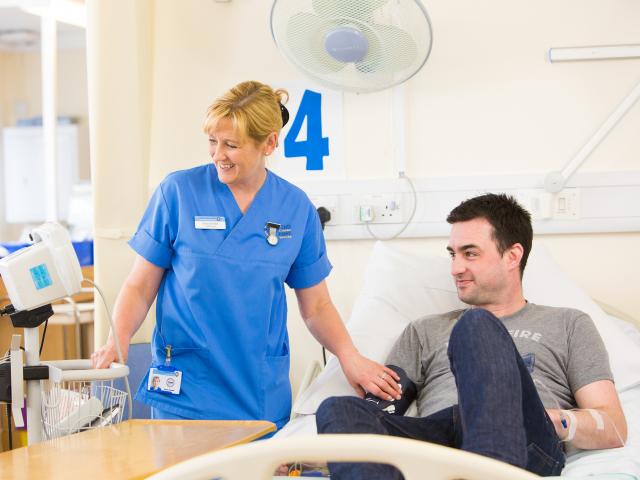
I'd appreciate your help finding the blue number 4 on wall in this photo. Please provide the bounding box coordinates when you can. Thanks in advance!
[284,89,330,171]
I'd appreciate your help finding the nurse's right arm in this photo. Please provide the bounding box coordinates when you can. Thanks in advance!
[91,255,165,368]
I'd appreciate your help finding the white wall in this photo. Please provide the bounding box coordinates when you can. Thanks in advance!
[86,0,154,345]
[0,46,90,241]
[89,0,640,396]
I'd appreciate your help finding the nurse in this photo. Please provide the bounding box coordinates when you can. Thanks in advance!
[91,80,401,427]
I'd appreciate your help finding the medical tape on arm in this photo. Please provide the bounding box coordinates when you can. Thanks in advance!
[584,408,605,430]
[561,410,577,442]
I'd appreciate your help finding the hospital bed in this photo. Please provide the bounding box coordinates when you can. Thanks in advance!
[150,241,640,479]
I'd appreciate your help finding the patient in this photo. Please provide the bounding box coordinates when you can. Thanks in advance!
[316,193,627,479]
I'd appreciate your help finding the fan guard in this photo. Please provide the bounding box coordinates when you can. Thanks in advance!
[271,0,433,93]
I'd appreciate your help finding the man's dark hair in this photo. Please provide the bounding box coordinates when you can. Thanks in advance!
[446,193,533,277]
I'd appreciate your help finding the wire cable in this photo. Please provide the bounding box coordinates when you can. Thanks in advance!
[82,278,133,420]
[364,172,418,241]
[39,318,49,355]
[6,404,13,450]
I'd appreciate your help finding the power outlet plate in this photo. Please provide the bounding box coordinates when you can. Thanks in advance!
[310,195,339,226]
[553,189,580,219]
[375,200,403,223]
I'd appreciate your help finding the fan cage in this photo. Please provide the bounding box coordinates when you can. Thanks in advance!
[271,0,433,93]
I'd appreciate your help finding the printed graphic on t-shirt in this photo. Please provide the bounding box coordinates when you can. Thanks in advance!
[509,329,542,342]
[521,353,536,373]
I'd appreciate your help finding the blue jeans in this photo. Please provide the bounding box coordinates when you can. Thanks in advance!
[316,309,565,479]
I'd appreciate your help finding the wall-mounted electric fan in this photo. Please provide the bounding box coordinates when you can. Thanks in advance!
[270,0,433,93]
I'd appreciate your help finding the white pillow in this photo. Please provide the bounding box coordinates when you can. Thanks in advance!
[292,241,640,415]
[293,242,464,415]
[523,245,640,392]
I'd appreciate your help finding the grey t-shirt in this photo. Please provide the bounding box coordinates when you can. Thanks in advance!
[386,303,613,417]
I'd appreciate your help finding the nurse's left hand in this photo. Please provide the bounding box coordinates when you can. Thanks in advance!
[339,352,402,401]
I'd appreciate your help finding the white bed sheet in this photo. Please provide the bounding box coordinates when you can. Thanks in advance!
[275,384,640,479]
[558,385,640,478]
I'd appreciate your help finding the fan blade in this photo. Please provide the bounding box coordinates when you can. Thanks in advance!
[358,23,417,73]
[285,12,345,74]
[312,0,390,20]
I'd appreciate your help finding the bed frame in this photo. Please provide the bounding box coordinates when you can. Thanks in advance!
[147,434,539,480]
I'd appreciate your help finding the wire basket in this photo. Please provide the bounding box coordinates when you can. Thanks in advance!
[40,360,129,440]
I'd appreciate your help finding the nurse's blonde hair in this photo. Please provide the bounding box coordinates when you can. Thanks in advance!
[203,80,289,145]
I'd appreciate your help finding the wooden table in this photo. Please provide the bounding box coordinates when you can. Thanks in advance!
[0,419,276,479]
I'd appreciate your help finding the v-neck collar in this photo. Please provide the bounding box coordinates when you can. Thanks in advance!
[211,164,272,219]
[210,166,274,258]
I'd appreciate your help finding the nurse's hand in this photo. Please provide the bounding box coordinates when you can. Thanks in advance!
[91,337,129,369]
[339,352,402,401]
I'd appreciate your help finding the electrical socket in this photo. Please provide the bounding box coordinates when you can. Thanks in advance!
[310,195,339,225]
[375,198,403,223]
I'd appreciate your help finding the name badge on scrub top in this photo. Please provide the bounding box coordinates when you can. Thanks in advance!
[147,345,182,395]
[195,216,226,230]
[147,367,182,395]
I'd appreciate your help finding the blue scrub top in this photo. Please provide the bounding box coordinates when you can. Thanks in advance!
[129,164,331,428]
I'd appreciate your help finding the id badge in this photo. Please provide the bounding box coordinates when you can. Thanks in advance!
[147,366,182,395]
[195,216,226,230]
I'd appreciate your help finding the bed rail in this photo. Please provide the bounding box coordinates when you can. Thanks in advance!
[148,434,539,480]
